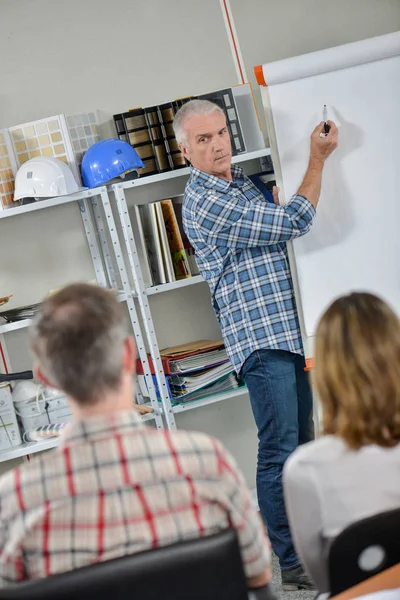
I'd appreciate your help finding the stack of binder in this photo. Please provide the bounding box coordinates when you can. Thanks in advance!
[168,363,238,403]
[113,98,194,177]
[136,340,241,405]
[131,196,199,288]
[113,84,260,179]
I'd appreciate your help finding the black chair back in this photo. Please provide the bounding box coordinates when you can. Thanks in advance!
[0,529,274,600]
[329,508,400,595]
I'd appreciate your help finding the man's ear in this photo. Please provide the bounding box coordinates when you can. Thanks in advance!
[179,143,190,162]
[34,365,57,389]
[123,336,136,375]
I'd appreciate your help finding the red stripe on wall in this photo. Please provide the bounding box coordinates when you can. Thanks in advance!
[0,343,9,374]
[222,0,245,84]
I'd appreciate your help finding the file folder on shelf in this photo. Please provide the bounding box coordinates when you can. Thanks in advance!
[171,373,242,405]
[135,339,241,406]
[168,349,228,374]
[137,372,244,405]
[136,340,225,375]
[168,362,234,397]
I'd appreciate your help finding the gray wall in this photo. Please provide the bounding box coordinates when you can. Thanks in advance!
[231,0,400,136]
[231,0,400,82]
[1,0,237,127]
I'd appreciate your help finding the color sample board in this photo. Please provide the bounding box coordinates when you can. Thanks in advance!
[66,112,99,166]
[0,112,100,208]
[9,115,73,167]
[259,31,400,337]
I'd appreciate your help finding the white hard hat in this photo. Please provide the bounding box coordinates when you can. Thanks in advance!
[12,381,40,404]
[14,157,80,201]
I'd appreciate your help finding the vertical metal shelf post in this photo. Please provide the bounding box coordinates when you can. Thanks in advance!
[96,189,164,428]
[112,184,177,430]
[78,195,108,289]
[90,197,118,289]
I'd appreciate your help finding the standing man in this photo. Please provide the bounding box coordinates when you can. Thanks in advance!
[174,99,338,591]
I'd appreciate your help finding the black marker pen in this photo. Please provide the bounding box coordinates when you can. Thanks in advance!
[323,105,331,135]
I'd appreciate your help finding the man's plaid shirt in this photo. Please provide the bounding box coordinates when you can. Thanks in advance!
[0,410,270,585]
[182,166,316,373]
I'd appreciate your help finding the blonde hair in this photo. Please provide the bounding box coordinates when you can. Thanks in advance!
[314,292,400,449]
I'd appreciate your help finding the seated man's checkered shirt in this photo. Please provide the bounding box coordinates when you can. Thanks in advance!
[0,410,270,585]
[182,166,316,374]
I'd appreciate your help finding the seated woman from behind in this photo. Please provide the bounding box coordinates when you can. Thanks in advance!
[283,292,400,594]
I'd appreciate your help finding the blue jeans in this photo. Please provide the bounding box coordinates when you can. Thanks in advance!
[241,349,314,570]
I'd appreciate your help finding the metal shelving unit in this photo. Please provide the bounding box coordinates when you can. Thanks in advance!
[0,187,164,462]
[111,147,272,429]
[0,291,128,336]
[0,145,272,460]
[145,275,204,296]
[114,148,271,191]
[171,386,248,414]
[0,319,33,335]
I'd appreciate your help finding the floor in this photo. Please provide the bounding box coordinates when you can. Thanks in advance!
[271,553,316,600]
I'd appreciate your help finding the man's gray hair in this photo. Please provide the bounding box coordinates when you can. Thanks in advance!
[30,283,127,405]
[173,99,225,146]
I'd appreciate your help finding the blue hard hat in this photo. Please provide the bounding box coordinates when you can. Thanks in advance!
[81,138,145,188]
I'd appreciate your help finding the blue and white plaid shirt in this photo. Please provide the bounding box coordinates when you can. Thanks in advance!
[182,165,316,374]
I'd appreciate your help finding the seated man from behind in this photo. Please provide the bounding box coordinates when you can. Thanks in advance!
[0,283,271,589]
